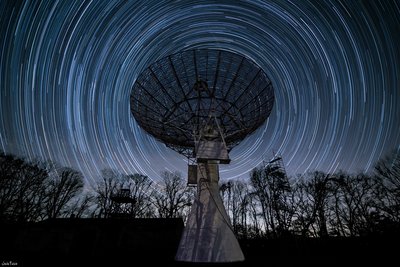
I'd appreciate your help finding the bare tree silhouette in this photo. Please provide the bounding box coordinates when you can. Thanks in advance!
[250,163,292,238]
[1,152,89,222]
[44,167,84,219]
[290,171,333,237]
[95,169,120,218]
[66,193,96,218]
[306,171,332,237]
[1,153,27,221]
[0,152,48,222]
[373,149,400,228]
[154,171,193,219]
[329,172,376,236]
[124,173,154,218]
[220,180,252,238]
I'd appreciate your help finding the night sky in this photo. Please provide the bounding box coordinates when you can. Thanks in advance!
[1,0,399,188]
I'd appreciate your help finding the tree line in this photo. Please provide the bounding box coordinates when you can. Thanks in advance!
[222,150,400,239]
[1,149,399,239]
[0,151,194,222]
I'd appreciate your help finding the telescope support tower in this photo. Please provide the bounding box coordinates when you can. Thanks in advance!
[175,161,244,262]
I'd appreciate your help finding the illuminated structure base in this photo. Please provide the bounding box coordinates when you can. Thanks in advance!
[175,162,245,262]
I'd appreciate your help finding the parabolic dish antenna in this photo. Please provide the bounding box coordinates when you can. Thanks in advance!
[131,49,274,157]
[130,49,274,262]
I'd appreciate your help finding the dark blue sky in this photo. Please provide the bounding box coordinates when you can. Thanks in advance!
[1,0,399,188]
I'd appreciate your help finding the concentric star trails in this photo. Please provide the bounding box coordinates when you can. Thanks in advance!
[1,0,399,188]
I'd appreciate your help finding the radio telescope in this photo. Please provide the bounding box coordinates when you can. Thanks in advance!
[130,49,274,262]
